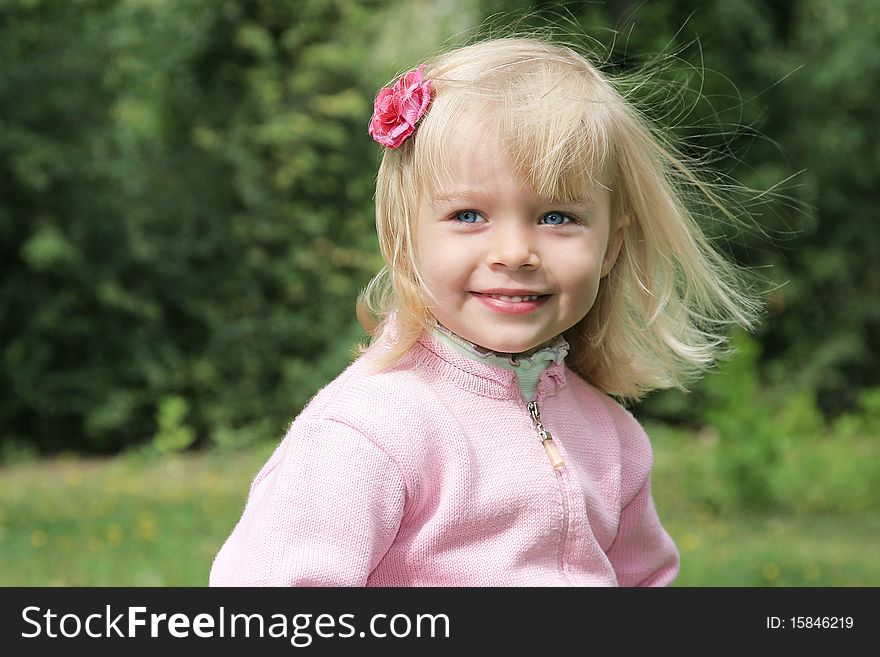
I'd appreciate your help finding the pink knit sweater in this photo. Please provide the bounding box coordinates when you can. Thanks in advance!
[209,331,679,586]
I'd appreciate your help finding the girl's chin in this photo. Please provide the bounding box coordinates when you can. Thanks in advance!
[432,315,555,355]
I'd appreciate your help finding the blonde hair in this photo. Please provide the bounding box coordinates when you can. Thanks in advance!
[357,36,760,402]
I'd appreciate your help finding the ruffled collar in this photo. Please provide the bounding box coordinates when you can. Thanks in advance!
[430,323,569,402]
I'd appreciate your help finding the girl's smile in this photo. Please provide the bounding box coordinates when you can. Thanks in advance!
[415,127,623,355]
[470,289,551,315]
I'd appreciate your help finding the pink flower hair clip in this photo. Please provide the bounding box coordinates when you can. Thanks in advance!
[368,64,432,148]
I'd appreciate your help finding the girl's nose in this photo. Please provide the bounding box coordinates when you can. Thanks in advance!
[487,223,540,271]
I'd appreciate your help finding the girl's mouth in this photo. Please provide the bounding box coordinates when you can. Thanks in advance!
[471,292,550,314]
[484,294,541,302]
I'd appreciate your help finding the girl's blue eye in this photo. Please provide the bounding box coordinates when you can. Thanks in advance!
[540,212,572,225]
[454,210,483,223]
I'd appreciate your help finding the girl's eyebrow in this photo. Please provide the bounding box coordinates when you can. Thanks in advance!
[430,190,482,203]
[552,197,595,208]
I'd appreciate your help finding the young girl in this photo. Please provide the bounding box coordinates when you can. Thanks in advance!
[210,36,757,587]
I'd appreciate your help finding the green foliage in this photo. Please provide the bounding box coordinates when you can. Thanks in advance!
[702,333,779,509]
[661,331,880,514]
[152,396,195,453]
[0,0,440,454]
[832,388,880,439]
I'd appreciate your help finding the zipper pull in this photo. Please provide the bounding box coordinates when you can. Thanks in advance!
[527,401,565,471]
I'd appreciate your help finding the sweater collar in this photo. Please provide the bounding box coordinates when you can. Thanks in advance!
[417,323,569,402]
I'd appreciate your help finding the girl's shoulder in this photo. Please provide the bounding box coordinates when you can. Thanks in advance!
[564,370,657,499]
[296,345,436,439]
[564,367,652,452]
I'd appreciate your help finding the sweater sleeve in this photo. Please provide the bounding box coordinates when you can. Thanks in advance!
[209,416,406,586]
[604,408,680,587]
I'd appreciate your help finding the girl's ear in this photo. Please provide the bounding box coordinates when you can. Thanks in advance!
[601,214,629,277]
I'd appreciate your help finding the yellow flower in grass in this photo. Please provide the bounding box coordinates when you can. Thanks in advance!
[123,480,143,496]
[137,511,157,542]
[105,523,124,548]
[679,532,701,552]
[761,562,781,581]
[30,529,48,548]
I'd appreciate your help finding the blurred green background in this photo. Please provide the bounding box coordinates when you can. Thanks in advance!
[1,0,878,585]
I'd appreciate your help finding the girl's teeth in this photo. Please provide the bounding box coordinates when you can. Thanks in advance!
[493,295,539,302]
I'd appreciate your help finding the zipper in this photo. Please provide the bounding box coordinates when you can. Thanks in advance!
[527,400,565,471]
[528,398,572,581]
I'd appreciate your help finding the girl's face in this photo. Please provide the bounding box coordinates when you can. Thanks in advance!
[415,134,621,355]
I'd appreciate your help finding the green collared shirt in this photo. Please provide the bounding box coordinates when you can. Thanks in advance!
[432,323,569,402]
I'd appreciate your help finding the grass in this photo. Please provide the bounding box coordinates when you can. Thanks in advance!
[663,510,880,586]
[1,437,877,586]
[0,446,274,586]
